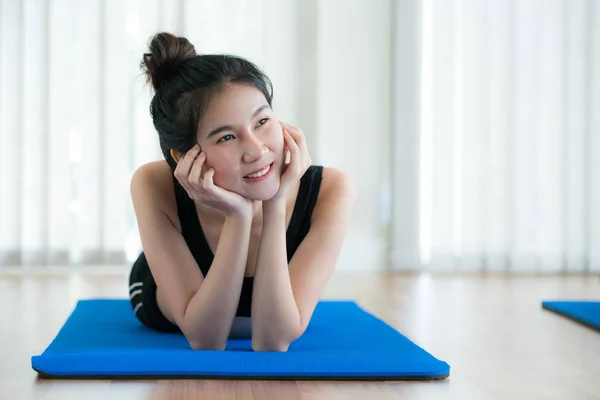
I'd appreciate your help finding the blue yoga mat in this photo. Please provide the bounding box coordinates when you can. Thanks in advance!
[31,299,450,380]
[542,301,600,332]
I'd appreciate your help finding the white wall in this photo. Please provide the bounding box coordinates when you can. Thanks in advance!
[311,0,394,271]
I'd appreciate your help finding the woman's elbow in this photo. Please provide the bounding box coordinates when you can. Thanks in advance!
[251,327,303,352]
[188,338,227,351]
[252,332,300,352]
[252,339,291,352]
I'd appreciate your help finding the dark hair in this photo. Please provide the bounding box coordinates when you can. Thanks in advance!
[140,32,274,171]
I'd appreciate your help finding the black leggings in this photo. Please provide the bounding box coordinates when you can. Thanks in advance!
[128,252,181,333]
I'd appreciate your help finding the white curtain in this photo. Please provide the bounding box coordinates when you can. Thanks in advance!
[393,0,600,273]
[0,0,299,266]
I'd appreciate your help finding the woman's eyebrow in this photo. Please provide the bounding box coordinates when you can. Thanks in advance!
[206,125,234,139]
[252,104,270,118]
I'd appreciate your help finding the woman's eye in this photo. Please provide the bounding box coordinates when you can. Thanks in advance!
[256,118,269,127]
[217,134,234,143]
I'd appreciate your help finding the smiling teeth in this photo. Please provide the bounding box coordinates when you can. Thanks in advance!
[246,164,271,178]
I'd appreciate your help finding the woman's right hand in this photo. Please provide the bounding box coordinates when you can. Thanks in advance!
[174,144,253,217]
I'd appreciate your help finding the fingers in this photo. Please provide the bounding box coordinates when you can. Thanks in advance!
[175,145,201,180]
[284,129,300,158]
[202,168,215,192]
[280,121,305,145]
[283,129,301,172]
[174,145,207,199]
[281,122,311,171]
[280,121,308,161]
[188,151,206,185]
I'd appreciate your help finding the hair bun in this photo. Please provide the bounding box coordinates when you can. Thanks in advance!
[141,32,197,91]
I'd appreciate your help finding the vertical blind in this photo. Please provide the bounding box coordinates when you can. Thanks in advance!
[397,0,600,273]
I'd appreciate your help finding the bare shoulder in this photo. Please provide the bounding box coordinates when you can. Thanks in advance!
[130,160,180,230]
[312,167,357,221]
[319,167,357,199]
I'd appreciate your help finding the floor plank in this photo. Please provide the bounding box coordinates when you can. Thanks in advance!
[1,268,599,399]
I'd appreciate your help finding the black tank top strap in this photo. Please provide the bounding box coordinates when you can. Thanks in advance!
[285,165,323,260]
[173,177,193,231]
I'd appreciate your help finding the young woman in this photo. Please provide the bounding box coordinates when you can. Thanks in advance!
[128,32,356,352]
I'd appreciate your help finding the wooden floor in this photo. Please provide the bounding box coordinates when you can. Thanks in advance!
[1,268,599,400]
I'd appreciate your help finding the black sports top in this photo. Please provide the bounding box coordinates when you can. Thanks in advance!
[174,165,323,317]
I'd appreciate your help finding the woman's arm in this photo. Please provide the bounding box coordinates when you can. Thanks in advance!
[131,163,252,350]
[250,169,356,351]
[178,212,252,349]
[250,198,301,351]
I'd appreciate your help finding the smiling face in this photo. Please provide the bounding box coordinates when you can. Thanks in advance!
[196,83,285,201]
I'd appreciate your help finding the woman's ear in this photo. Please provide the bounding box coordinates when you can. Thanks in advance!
[170,149,182,164]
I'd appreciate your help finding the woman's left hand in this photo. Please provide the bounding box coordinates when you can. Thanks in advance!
[270,121,312,203]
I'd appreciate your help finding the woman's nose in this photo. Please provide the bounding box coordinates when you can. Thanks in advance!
[243,138,268,163]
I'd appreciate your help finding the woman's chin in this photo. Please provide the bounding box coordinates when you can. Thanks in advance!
[243,183,281,202]
[248,189,280,202]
